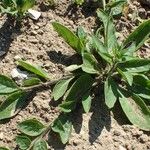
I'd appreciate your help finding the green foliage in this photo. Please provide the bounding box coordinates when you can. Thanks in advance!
[0,91,27,120]
[123,20,150,51]
[52,78,74,101]
[0,2,150,148]
[106,0,127,16]
[33,139,48,150]
[73,0,127,16]
[51,114,72,144]
[18,119,46,136]
[17,60,50,80]
[16,135,31,150]
[51,9,150,132]
[22,78,41,87]
[82,91,92,113]
[73,0,85,5]
[0,75,19,94]
[52,22,84,54]
[59,74,93,113]
[0,0,35,18]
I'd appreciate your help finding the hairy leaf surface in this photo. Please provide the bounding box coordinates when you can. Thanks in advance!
[33,139,48,150]
[52,22,83,54]
[18,119,45,137]
[0,91,27,120]
[16,135,31,150]
[51,114,72,144]
[17,60,50,80]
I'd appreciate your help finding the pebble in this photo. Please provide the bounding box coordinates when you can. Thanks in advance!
[138,8,147,19]
[113,130,121,136]
[22,47,30,54]
[0,132,4,140]
[14,55,22,61]
[30,30,38,36]
[29,38,39,44]
[11,68,28,80]
[139,134,149,143]
[28,9,41,20]
[38,29,44,35]
[119,145,126,150]
[34,25,40,30]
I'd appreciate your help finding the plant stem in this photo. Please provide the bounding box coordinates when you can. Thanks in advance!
[27,121,54,150]
[21,75,73,92]
[102,0,106,10]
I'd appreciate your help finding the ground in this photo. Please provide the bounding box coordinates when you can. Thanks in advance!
[0,0,150,150]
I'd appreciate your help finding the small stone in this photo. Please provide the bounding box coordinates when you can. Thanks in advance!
[73,139,81,146]
[113,130,121,136]
[0,132,4,140]
[34,25,40,30]
[29,38,38,44]
[30,30,38,36]
[38,29,44,35]
[119,145,126,150]
[14,55,21,61]
[138,8,147,19]
[28,9,41,20]
[139,134,149,143]
[21,47,31,54]
[11,68,28,80]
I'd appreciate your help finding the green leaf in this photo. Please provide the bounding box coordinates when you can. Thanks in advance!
[51,114,72,144]
[74,0,84,5]
[117,68,133,86]
[16,135,31,150]
[123,20,150,51]
[104,77,118,108]
[59,74,93,112]
[22,78,41,87]
[106,0,126,16]
[52,78,73,101]
[82,52,100,74]
[0,75,19,94]
[133,75,150,88]
[59,101,76,113]
[92,36,112,63]
[52,22,83,54]
[17,60,50,80]
[82,91,92,113]
[17,0,35,13]
[33,139,48,150]
[130,84,150,100]
[18,119,45,137]
[118,58,150,73]
[77,26,87,44]
[0,147,10,150]
[118,89,150,131]
[0,91,27,120]
[121,42,136,56]
[97,9,118,51]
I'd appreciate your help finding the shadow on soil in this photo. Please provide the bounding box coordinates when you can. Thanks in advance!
[0,16,21,60]
[48,94,111,149]
[63,1,101,22]
[47,50,82,66]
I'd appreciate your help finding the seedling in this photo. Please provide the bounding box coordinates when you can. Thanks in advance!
[73,0,127,16]
[51,10,150,133]
[0,8,150,150]
[0,0,35,19]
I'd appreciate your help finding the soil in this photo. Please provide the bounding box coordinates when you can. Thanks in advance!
[0,0,150,150]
